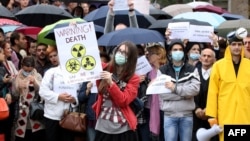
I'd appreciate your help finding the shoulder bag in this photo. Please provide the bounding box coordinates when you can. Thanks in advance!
[59,104,87,133]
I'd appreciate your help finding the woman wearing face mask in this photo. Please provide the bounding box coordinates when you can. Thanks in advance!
[14,56,45,141]
[159,39,200,141]
[185,42,202,66]
[93,41,140,141]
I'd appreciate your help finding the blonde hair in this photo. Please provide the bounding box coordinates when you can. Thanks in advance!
[46,45,57,55]
[147,45,167,65]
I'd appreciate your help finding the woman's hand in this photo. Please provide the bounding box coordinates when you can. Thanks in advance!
[86,82,93,95]
[108,0,114,14]
[3,74,11,83]
[100,71,113,86]
[165,81,175,92]
[5,93,12,104]
[128,0,134,11]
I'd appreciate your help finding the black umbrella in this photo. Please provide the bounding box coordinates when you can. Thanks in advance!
[148,19,212,36]
[97,27,165,46]
[149,4,172,20]
[15,4,73,27]
[84,5,153,28]
[0,5,16,20]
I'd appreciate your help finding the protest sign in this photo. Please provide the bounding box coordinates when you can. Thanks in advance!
[135,55,152,75]
[113,0,129,11]
[54,22,102,84]
[168,22,190,40]
[188,25,214,43]
[146,74,172,95]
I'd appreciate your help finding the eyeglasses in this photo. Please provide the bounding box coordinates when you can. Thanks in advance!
[230,42,243,46]
[117,49,127,56]
[244,41,250,45]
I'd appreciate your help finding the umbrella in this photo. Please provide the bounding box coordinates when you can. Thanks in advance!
[15,4,73,27]
[187,1,213,8]
[221,13,245,20]
[0,18,23,33]
[0,5,16,20]
[84,5,153,28]
[97,27,165,46]
[15,26,42,40]
[149,4,172,20]
[37,18,85,45]
[0,18,22,26]
[148,19,212,36]
[173,12,226,28]
[44,21,103,40]
[193,5,228,15]
[216,19,250,38]
[0,25,23,33]
[161,4,193,17]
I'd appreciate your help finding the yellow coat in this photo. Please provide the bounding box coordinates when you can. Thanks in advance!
[206,46,250,141]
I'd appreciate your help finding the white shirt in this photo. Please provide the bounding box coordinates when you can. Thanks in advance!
[201,68,211,80]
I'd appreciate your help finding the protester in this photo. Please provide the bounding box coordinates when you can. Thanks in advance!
[185,42,201,66]
[137,43,166,141]
[0,47,13,141]
[192,48,218,141]
[10,31,27,70]
[34,43,51,77]
[206,28,250,141]
[92,41,140,141]
[159,39,200,141]
[243,33,250,59]
[14,56,45,141]
[39,60,80,141]
[46,45,59,67]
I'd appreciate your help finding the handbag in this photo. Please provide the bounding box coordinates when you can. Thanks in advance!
[29,94,44,121]
[59,105,87,133]
[0,98,9,120]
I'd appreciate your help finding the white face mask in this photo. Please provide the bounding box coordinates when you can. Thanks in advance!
[115,52,127,65]
[171,51,184,61]
[22,70,31,77]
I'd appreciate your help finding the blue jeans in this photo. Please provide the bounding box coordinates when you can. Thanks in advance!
[87,126,96,141]
[163,116,193,141]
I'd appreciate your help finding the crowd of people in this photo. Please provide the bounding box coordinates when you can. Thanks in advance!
[1,0,250,141]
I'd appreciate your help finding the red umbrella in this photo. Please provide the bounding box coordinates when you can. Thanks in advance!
[193,5,228,15]
[0,18,22,26]
[15,26,42,40]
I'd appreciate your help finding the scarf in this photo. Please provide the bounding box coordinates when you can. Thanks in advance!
[149,68,160,135]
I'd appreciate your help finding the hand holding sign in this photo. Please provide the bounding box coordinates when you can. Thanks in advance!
[146,74,172,95]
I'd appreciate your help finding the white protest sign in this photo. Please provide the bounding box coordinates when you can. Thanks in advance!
[135,55,152,75]
[188,25,214,43]
[168,22,190,40]
[113,0,129,11]
[146,74,172,95]
[90,81,98,93]
[53,75,79,97]
[54,22,102,84]
[134,0,150,15]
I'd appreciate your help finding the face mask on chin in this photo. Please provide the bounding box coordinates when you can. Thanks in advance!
[22,70,31,77]
[189,53,201,60]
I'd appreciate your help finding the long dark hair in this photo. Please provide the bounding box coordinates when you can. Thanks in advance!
[107,41,138,82]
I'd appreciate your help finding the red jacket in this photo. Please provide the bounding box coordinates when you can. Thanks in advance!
[92,72,140,131]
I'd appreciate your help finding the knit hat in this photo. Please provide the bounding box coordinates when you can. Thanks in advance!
[168,39,184,51]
